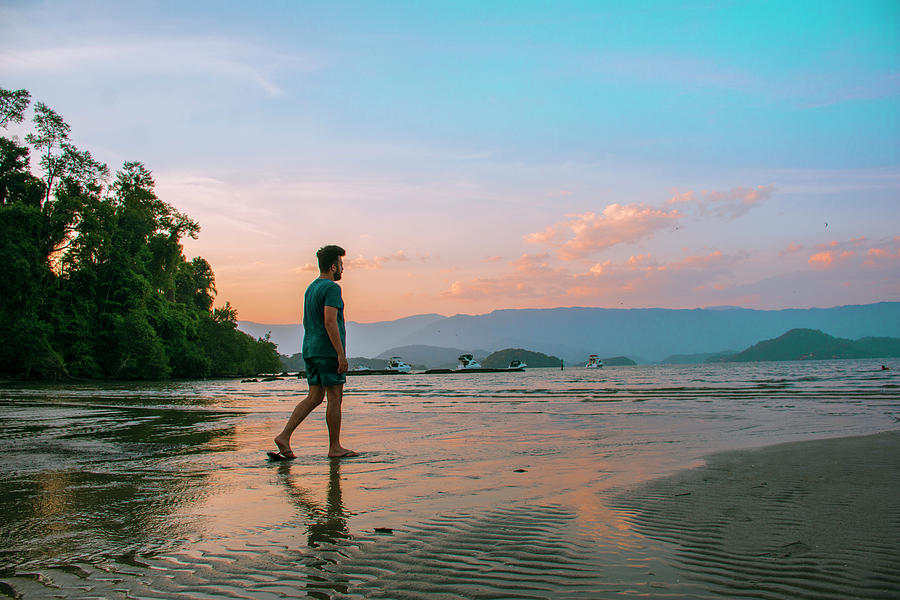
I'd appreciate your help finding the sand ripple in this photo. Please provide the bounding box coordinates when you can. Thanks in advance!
[612,431,900,600]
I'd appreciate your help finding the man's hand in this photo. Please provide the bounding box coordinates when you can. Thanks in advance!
[337,356,349,374]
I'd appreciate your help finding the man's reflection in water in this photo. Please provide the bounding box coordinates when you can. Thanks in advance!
[277,458,350,548]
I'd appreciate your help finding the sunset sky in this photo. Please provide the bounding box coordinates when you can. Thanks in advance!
[3,1,898,323]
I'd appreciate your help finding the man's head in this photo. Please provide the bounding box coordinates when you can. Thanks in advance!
[316,245,346,281]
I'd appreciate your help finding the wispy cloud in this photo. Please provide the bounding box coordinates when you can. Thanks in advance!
[0,37,315,97]
[347,251,411,270]
[805,237,893,270]
[442,249,743,305]
[668,185,776,219]
[525,203,681,260]
[780,242,804,257]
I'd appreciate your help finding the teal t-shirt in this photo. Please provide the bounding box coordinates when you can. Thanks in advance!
[301,278,345,358]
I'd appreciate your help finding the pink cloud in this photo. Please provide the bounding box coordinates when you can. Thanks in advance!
[442,255,573,301]
[702,185,775,219]
[346,251,411,270]
[808,250,836,268]
[295,262,319,273]
[667,190,696,205]
[525,203,681,260]
[864,243,900,266]
[780,242,804,256]
[668,185,776,219]
[808,236,888,269]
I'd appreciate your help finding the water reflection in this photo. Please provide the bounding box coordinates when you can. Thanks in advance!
[0,398,238,569]
[277,459,350,548]
[274,459,352,599]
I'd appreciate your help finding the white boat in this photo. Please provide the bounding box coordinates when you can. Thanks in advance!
[507,360,527,370]
[387,357,412,373]
[586,355,603,368]
[456,353,482,369]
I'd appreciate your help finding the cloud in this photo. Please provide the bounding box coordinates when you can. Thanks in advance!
[294,250,411,274]
[805,236,899,270]
[443,249,743,306]
[527,185,774,262]
[668,185,776,219]
[0,37,315,97]
[864,239,900,267]
[780,242,804,256]
[525,203,681,260]
[295,263,319,273]
[347,251,411,270]
[442,254,573,301]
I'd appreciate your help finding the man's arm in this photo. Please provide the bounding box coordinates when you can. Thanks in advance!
[323,305,348,373]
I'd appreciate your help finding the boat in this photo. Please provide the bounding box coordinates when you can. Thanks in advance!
[456,354,482,370]
[586,355,603,368]
[507,360,527,370]
[386,357,412,373]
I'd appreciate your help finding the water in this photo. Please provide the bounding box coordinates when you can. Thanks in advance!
[1,359,898,599]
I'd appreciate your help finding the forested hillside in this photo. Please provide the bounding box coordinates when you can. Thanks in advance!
[0,87,280,379]
[712,329,900,362]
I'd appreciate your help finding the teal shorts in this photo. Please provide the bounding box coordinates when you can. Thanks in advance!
[304,357,346,387]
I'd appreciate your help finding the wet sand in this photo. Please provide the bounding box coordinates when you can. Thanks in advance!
[2,366,898,599]
[613,431,900,599]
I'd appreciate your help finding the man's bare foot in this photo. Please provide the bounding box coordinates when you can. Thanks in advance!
[328,448,359,458]
[274,435,292,455]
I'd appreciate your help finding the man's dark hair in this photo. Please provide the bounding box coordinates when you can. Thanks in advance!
[316,245,346,272]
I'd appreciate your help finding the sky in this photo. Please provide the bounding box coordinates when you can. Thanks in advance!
[2,0,899,323]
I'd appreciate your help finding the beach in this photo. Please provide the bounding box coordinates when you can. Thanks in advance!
[614,431,900,599]
[1,359,898,598]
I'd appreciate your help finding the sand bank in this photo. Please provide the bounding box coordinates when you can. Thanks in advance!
[613,430,900,599]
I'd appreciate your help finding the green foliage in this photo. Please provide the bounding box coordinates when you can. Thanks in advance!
[712,328,900,363]
[0,88,31,128]
[481,348,563,368]
[0,88,279,380]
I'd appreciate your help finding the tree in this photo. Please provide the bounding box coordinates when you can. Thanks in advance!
[0,88,30,128]
[1,90,281,380]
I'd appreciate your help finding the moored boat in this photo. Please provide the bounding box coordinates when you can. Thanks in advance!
[586,355,603,368]
[387,357,412,373]
[456,353,482,369]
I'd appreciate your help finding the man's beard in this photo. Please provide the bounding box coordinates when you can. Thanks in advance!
[334,271,342,281]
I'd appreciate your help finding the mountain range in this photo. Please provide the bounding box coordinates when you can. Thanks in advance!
[712,329,900,362]
[238,301,900,364]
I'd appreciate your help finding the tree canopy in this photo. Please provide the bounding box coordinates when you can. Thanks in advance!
[0,87,280,379]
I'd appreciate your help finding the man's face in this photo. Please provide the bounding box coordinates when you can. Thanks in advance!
[333,257,344,281]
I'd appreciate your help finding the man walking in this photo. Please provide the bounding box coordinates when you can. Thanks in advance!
[271,245,359,459]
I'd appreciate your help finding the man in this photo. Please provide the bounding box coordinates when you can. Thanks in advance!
[270,245,359,459]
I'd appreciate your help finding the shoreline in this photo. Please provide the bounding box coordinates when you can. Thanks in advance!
[612,430,900,599]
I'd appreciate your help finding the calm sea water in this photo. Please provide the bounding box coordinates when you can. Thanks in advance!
[1,359,898,599]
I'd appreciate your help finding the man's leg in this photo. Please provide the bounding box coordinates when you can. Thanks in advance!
[324,384,356,457]
[274,386,326,455]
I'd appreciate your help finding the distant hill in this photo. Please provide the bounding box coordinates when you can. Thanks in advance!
[712,329,900,362]
[280,354,418,372]
[601,356,638,366]
[244,302,900,363]
[280,353,303,372]
[376,345,489,369]
[661,350,738,364]
[481,348,563,368]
